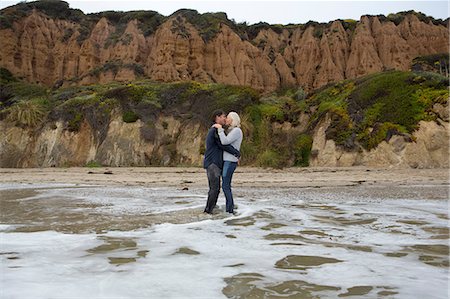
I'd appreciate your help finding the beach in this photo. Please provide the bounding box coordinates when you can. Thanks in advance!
[0,166,448,188]
[1,167,449,298]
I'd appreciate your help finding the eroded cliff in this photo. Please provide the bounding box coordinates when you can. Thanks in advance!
[0,2,448,91]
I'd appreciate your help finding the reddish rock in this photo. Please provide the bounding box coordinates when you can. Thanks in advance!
[0,11,448,91]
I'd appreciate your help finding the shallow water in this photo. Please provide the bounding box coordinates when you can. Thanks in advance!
[0,183,448,298]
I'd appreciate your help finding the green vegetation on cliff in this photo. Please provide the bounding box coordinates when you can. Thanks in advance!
[305,70,449,150]
[0,65,448,167]
[384,10,448,26]
[411,53,449,77]
[0,0,84,29]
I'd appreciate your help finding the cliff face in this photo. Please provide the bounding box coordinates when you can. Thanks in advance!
[1,115,448,169]
[0,7,448,91]
[310,117,449,168]
[0,114,204,167]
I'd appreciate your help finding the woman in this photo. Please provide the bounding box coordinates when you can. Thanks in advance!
[213,112,243,214]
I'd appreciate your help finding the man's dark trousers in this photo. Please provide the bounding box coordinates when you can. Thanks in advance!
[204,163,221,213]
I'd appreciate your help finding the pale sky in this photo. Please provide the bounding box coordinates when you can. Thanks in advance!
[0,0,448,25]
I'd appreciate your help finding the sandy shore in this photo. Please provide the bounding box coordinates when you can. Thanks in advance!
[1,167,449,298]
[0,167,448,189]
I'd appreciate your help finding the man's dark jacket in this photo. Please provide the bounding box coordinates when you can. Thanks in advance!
[203,126,240,169]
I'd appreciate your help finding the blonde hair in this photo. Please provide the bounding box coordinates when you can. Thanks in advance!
[228,111,241,128]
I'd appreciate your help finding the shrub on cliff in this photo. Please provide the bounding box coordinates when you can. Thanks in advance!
[386,10,447,26]
[122,110,139,123]
[240,92,310,167]
[5,99,48,127]
[351,71,430,132]
[411,53,449,78]
[50,94,115,138]
[0,73,50,123]
[306,70,449,150]
[295,134,313,167]
[173,9,233,42]
[0,0,85,30]
[3,81,48,101]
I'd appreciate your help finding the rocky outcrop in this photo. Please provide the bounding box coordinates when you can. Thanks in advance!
[1,109,448,168]
[0,9,448,91]
[0,114,203,167]
[310,116,449,168]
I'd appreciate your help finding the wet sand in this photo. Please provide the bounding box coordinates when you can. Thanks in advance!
[0,166,448,188]
[1,167,449,298]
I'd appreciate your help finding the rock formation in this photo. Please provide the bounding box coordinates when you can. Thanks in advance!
[310,117,449,168]
[0,6,448,91]
[0,113,204,167]
[0,4,448,169]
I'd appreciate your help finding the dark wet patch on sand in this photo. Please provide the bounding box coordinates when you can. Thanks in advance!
[290,204,307,209]
[338,286,373,297]
[397,220,430,226]
[1,252,21,262]
[223,273,265,298]
[225,263,245,267]
[344,245,373,252]
[270,242,305,246]
[264,233,307,241]
[223,272,340,298]
[384,244,449,267]
[260,223,287,231]
[418,255,449,267]
[388,229,414,235]
[422,226,449,239]
[411,244,448,256]
[137,250,149,258]
[411,244,449,268]
[6,256,20,260]
[378,290,399,296]
[87,237,137,253]
[86,236,148,265]
[252,211,274,220]
[384,225,415,235]
[266,232,373,252]
[108,257,136,265]
[384,252,409,258]
[434,213,449,220]
[275,255,343,270]
[318,239,373,252]
[266,280,340,298]
[300,230,329,237]
[225,217,256,226]
[339,285,398,297]
[173,247,200,255]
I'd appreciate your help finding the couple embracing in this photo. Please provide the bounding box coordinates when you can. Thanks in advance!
[203,110,243,215]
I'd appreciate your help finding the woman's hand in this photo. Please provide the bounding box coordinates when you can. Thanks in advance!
[213,124,222,129]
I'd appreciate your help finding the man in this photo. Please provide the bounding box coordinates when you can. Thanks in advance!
[203,110,240,214]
